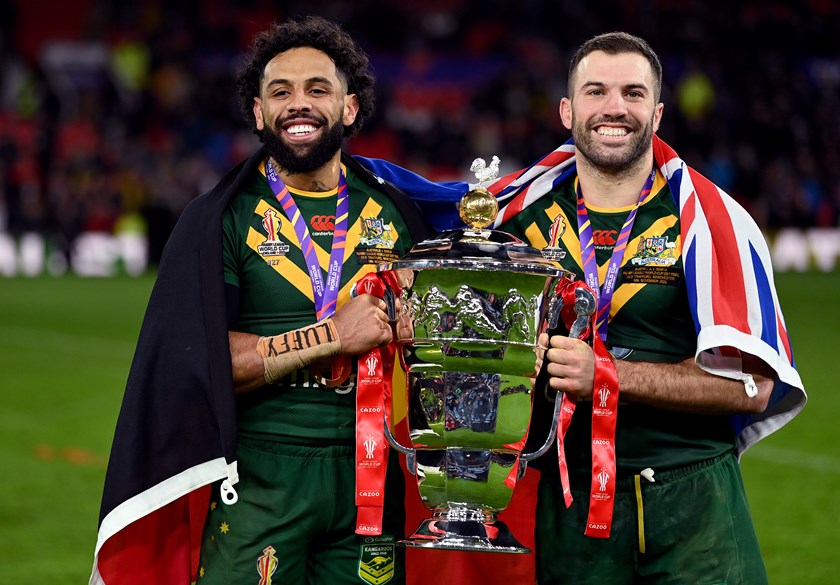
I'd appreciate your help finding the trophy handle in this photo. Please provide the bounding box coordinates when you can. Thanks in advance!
[382,412,414,455]
[520,388,562,462]
[568,286,597,339]
[382,412,417,475]
[540,284,597,402]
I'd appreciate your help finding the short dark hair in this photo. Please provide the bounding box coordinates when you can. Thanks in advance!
[235,16,375,138]
[567,32,663,101]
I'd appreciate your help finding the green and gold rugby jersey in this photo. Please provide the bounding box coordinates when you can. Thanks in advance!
[500,171,735,478]
[223,161,416,443]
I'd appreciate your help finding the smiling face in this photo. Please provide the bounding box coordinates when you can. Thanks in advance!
[560,50,663,176]
[253,46,359,174]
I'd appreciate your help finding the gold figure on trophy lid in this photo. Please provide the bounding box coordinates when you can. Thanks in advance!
[459,156,500,231]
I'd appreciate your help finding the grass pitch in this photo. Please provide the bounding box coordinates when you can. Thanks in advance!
[0,270,837,584]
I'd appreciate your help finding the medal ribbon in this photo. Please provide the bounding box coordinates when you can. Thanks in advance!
[265,159,349,320]
[582,332,619,538]
[551,271,622,538]
[353,272,400,535]
[554,170,654,538]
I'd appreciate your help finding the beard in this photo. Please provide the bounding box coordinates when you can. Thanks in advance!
[572,114,654,175]
[260,116,346,174]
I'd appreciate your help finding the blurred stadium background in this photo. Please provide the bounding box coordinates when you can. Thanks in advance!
[1,0,838,583]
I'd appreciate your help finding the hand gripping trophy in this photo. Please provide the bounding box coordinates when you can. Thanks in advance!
[355,157,597,553]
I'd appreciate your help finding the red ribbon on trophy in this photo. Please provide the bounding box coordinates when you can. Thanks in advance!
[354,272,400,535]
[550,279,619,538]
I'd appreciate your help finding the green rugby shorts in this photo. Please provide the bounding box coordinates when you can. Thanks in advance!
[197,437,406,585]
[536,451,768,585]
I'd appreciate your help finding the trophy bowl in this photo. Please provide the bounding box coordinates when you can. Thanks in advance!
[376,210,579,553]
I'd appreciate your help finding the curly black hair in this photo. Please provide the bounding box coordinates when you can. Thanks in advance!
[235,16,376,139]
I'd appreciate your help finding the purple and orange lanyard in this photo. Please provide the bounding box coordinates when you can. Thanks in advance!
[265,158,349,320]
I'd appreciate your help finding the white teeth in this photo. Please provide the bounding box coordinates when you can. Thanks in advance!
[597,127,628,137]
[287,125,316,135]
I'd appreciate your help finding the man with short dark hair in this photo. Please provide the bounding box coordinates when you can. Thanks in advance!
[493,31,805,584]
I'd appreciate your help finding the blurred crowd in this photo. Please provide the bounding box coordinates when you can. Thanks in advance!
[1,0,839,265]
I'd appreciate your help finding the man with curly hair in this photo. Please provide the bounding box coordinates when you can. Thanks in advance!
[91,16,431,585]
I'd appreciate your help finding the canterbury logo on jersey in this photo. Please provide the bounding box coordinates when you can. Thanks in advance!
[593,229,617,248]
[311,214,335,234]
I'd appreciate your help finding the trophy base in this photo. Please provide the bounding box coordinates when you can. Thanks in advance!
[399,516,530,554]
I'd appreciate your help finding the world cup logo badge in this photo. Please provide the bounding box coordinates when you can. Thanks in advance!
[257,208,290,257]
[257,545,278,585]
[598,385,610,408]
[548,215,565,247]
[598,467,610,492]
[364,434,377,459]
[262,209,281,242]
[365,354,378,376]
[542,214,567,260]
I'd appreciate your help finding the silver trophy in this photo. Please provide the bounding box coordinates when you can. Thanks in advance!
[375,158,595,553]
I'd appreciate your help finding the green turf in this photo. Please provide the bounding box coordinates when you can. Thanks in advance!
[0,270,837,584]
[739,271,840,585]
[0,273,155,584]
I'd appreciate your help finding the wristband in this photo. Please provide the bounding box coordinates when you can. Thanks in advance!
[257,319,342,385]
